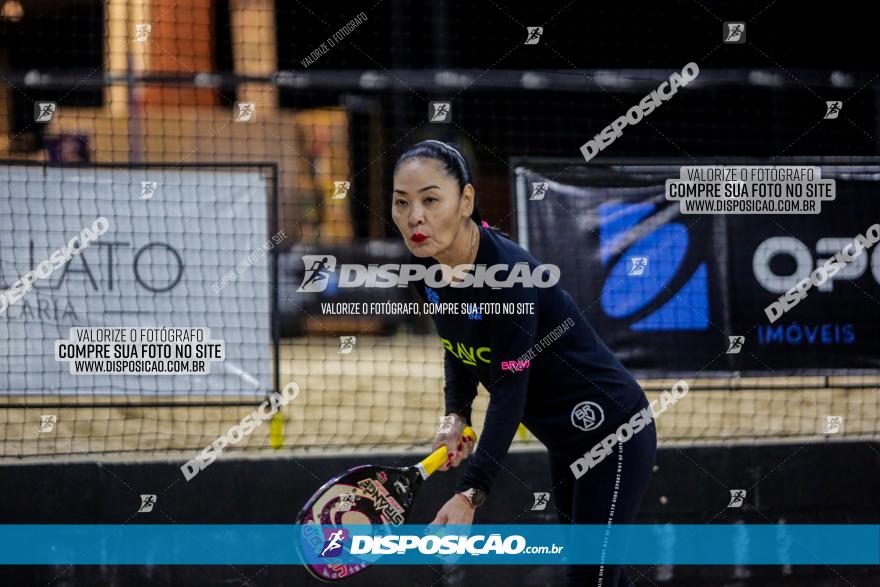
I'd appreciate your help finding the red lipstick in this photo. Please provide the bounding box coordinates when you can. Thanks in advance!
[411,233,427,243]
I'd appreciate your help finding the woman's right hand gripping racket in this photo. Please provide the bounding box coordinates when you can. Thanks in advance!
[296,425,477,581]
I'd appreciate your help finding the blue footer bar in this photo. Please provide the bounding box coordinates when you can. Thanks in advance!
[0,525,877,565]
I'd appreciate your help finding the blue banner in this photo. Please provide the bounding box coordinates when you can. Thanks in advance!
[1,525,877,565]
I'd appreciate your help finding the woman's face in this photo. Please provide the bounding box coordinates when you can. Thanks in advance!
[391,158,474,258]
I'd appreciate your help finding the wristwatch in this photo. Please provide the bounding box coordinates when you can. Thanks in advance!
[458,487,487,508]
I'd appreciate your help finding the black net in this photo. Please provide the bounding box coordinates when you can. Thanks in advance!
[0,0,877,458]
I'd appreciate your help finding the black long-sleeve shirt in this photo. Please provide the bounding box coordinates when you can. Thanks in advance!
[412,224,646,494]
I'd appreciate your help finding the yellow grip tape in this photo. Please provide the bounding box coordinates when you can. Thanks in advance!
[418,426,477,478]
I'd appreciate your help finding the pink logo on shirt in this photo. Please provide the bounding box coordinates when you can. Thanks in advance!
[501,360,530,372]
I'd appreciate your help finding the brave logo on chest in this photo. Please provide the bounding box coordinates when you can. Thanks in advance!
[440,337,491,366]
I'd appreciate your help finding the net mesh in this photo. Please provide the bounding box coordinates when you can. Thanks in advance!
[0,0,878,459]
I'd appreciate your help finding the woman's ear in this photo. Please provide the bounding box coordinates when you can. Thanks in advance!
[461,184,476,218]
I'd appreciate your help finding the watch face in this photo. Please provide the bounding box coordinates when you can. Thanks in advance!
[466,488,486,507]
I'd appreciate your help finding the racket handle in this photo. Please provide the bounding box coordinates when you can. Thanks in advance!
[416,426,477,480]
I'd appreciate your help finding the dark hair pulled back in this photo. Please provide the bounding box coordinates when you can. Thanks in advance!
[394,140,483,225]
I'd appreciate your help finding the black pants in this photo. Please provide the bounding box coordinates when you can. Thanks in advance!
[548,412,657,586]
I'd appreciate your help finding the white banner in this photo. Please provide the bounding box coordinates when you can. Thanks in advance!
[0,166,271,395]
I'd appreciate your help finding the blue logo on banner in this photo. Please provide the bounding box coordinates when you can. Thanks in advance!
[598,202,709,331]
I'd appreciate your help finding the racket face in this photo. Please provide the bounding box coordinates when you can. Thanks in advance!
[296,464,421,581]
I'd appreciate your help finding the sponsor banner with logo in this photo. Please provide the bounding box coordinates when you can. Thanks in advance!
[726,180,880,370]
[515,162,880,374]
[1,524,876,565]
[0,165,272,394]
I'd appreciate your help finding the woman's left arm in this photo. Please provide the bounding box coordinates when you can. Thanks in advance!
[455,283,540,497]
[431,284,540,525]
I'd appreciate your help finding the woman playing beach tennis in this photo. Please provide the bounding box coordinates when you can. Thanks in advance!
[390,140,657,586]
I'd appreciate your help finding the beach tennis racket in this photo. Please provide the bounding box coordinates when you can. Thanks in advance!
[296,426,477,581]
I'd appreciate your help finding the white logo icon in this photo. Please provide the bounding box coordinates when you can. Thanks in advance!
[531,492,550,510]
[134,24,152,42]
[824,415,843,434]
[429,102,452,123]
[138,494,157,513]
[39,414,57,433]
[337,493,356,512]
[727,336,745,354]
[234,102,256,122]
[297,255,337,292]
[723,22,745,43]
[628,256,649,276]
[824,101,842,119]
[727,489,746,508]
[338,336,356,354]
[437,415,456,434]
[571,401,604,432]
[35,102,56,123]
[141,181,158,200]
[530,182,548,200]
[332,181,350,200]
[525,27,543,45]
